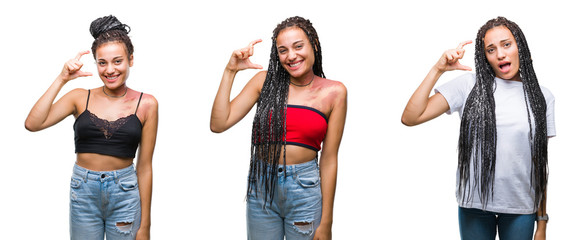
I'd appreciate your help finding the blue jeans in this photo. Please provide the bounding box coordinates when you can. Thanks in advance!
[459,207,535,240]
[247,159,322,240]
[70,164,141,240]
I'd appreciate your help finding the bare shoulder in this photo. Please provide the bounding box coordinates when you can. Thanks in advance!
[67,88,89,98]
[250,70,268,86]
[320,78,347,102]
[253,70,268,79]
[240,70,268,96]
[139,93,159,112]
[131,91,158,124]
[66,88,90,114]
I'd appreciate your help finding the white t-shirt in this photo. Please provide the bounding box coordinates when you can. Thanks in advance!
[435,73,556,214]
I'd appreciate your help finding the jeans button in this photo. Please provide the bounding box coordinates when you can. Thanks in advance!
[278,168,283,172]
[101,174,106,178]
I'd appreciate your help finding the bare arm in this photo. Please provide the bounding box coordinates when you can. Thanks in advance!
[534,191,547,240]
[135,95,158,240]
[535,133,551,240]
[401,41,472,126]
[314,83,347,240]
[25,51,93,131]
[210,40,265,133]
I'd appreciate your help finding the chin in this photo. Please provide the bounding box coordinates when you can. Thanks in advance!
[497,74,518,81]
[290,69,309,78]
[104,81,125,89]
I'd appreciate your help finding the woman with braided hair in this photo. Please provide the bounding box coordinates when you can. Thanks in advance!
[402,17,554,240]
[211,16,347,240]
[25,15,157,239]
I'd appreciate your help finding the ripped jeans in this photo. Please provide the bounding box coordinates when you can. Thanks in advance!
[70,164,141,240]
[247,158,322,240]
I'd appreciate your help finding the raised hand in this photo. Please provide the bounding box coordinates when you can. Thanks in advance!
[59,50,93,82]
[435,40,472,72]
[226,39,263,72]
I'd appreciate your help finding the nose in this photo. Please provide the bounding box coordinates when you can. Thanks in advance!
[496,49,506,60]
[288,50,297,60]
[105,64,115,74]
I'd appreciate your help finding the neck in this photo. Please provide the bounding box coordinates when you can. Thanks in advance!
[290,72,316,87]
[510,74,522,82]
[498,73,522,82]
[103,85,128,98]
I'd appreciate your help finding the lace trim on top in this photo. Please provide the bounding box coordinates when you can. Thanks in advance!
[87,110,135,139]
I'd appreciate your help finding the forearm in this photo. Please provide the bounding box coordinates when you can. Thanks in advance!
[210,68,237,132]
[25,77,67,131]
[136,164,152,229]
[401,66,444,125]
[319,156,338,228]
[536,193,548,232]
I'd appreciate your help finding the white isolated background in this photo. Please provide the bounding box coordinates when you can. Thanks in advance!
[0,0,581,239]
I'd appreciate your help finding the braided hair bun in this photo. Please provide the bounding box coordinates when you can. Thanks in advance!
[89,15,130,39]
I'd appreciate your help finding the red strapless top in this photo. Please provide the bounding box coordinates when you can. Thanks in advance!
[286,105,328,151]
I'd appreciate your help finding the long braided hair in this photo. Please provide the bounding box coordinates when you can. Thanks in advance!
[90,15,133,59]
[458,17,548,210]
[247,16,325,203]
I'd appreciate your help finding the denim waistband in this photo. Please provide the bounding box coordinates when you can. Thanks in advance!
[277,157,318,176]
[72,164,135,183]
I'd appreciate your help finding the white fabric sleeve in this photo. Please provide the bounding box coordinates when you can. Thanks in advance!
[541,87,556,137]
[434,73,474,115]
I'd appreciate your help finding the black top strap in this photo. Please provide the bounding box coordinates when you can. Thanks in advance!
[85,89,91,110]
[135,92,144,114]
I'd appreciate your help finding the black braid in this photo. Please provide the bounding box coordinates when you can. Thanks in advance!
[89,15,133,59]
[247,16,324,204]
[458,17,548,211]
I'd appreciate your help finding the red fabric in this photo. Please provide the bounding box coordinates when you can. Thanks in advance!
[285,105,328,151]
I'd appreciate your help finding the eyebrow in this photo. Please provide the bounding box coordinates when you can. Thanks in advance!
[486,38,511,48]
[97,56,124,61]
[277,40,305,49]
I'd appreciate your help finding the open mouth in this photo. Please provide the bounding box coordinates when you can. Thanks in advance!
[105,74,120,82]
[288,60,303,69]
[499,62,511,73]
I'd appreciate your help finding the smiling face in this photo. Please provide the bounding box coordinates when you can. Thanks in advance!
[484,26,520,81]
[95,42,133,90]
[276,27,315,80]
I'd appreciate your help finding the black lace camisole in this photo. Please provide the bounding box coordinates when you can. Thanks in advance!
[73,90,143,158]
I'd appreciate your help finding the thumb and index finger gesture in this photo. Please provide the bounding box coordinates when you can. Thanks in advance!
[437,40,473,72]
[227,39,264,72]
[60,50,93,82]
